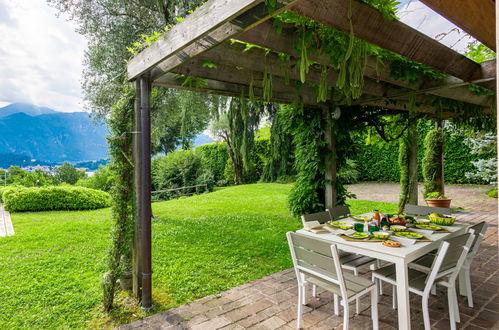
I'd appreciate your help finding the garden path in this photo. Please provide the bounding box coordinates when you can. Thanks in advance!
[120,183,498,330]
[0,203,14,237]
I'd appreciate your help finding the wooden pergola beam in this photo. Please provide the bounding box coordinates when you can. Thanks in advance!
[127,0,300,80]
[419,0,495,51]
[288,0,485,81]
[236,21,494,106]
[154,73,319,106]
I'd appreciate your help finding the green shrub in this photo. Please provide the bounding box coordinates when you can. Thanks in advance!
[486,187,498,198]
[196,142,229,185]
[76,165,114,192]
[3,186,111,212]
[0,185,20,202]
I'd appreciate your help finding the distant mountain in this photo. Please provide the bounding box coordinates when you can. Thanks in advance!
[193,133,214,146]
[0,103,108,162]
[0,102,57,118]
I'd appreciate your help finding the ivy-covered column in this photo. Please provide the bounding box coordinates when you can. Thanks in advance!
[323,105,337,209]
[422,122,445,197]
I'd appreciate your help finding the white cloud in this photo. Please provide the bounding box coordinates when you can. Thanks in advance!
[0,0,87,112]
[397,0,476,54]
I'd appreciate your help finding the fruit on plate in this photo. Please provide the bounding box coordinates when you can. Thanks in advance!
[428,213,456,226]
[372,231,390,239]
[415,224,442,231]
[382,240,401,248]
[395,231,423,239]
[388,215,407,226]
[348,232,370,239]
[391,225,407,232]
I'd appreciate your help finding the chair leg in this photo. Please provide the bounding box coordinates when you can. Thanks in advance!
[372,275,381,303]
[334,294,340,316]
[447,287,457,330]
[302,283,307,305]
[376,260,384,296]
[465,269,473,308]
[371,286,379,330]
[312,284,317,298]
[392,285,397,310]
[451,285,460,323]
[353,269,360,314]
[431,284,437,295]
[343,300,349,330]
[422,293,431,330]
[297,284,303,329]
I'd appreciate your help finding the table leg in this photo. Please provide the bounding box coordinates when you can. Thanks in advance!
[395,259,411,330]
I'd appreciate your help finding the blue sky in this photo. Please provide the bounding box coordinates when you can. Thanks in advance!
[0,0,478,112]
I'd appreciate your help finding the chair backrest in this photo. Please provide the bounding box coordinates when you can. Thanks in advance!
[404,204,452,216]
[328,206,351,220]
[425,233,475,292]
[301,210,332,226]
[467,221,489,259]
[286,232,347,297]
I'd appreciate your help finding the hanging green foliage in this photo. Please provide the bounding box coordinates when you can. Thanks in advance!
[102,82,135,311]
[422,127,445,197]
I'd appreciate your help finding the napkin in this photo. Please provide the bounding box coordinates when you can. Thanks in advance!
[391,236,416,246]
[303,221,329,234]
[410,228,433,236]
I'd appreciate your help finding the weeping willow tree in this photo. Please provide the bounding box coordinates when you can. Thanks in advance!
[210,97,262,184]
[261,104,295,182]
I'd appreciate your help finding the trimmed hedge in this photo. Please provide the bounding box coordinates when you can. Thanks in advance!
[3,186,111,212]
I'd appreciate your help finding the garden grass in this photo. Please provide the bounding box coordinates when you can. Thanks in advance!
[0,183,396,329]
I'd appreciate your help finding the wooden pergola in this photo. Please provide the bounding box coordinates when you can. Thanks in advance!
[126,0,496,327]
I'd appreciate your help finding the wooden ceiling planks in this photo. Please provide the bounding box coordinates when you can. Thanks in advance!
[288,0,485,81]
[419,0,495,51]
[127,0,300,80]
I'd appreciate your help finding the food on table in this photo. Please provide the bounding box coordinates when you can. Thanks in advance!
[351,215,370,222]
[347,232,370,239]
[429,213,456,226]
[382,240,401,248]
[395,231,423,239]
[388,215,407,226]
[372,231,390,239]
[415,224,443,231]
[414,218,431,225]
[391,225,407,232]
[330,221,353,230]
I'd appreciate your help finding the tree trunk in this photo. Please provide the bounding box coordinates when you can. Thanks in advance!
[227,146,244,185]
[435,120,445,196]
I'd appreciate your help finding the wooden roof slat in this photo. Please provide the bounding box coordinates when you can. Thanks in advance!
[288,0,486,81]
[237,21,494,105]
[154,73,319,105]
[419,0,495,51]
[127,0,300,80]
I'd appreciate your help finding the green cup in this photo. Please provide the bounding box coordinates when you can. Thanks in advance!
[354,223,364,232]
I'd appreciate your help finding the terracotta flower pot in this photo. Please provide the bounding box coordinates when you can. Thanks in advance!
[425,198,451,208]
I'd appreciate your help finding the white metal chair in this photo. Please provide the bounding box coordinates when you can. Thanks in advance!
[404,204,452,216]
[287,232,379,330]
[409,221,489,308]
[372,232,475,330]
[301,210,380,314]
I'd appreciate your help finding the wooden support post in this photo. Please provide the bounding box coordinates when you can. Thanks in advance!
[132,80,143,298]
[407,118,418,205]
[323,106,337,209]
[435,120,445,197]
[139,74,153,310]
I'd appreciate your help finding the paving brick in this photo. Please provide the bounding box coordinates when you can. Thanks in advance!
[191,316,231,330]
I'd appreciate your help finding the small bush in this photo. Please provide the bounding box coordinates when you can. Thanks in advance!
[3,186,111,212]
[76,165,114,192]
[486,187,498,198]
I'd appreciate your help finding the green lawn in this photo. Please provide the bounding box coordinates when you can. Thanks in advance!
[0,183,397,329]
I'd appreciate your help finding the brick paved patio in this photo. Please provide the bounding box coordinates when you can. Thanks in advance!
[120,184,498,330]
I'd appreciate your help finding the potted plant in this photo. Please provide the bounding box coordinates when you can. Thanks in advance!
[425,192,451,208]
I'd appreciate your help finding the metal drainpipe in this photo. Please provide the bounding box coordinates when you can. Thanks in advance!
[140,73,153,310]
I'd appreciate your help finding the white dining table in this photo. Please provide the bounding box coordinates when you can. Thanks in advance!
[297,216,467,330]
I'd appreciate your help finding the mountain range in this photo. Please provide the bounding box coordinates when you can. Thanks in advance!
[0,103,108,162]
[0,103,214,167]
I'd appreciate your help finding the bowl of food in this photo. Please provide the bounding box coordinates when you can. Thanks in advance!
[414,218,430,225]
[391,225,407,232]
[428,213,455,226]
[372,231,390,239]
[395,231,423,239]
